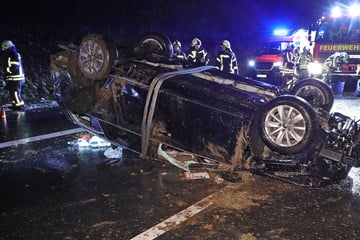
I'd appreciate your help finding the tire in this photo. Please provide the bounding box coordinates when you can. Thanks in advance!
[77,33,117,81]
[137,32,173,60]
[258,95,318,155]
[68,51,91,87]
[290,78,334,112]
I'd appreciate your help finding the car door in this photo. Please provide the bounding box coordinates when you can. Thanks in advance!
[148,72,258,163]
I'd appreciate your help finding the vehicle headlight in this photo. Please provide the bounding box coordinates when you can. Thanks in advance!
[248,60,255,67]
[308,62,323,75]
[273,61,282,67]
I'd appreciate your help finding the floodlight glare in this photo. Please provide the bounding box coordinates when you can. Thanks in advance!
[349,4,360,17]
[331,6,342,17]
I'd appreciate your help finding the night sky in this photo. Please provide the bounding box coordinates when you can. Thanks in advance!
[0,0,343,57]
[1,0,333,31]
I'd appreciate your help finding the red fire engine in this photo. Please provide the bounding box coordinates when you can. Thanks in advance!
[248,29,309,90]
[308,4,360,93]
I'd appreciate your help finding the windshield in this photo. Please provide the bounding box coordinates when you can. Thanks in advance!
[315,16,360,42]
[257,41,292,55]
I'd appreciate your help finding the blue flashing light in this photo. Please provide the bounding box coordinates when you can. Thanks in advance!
[273,29,289,36]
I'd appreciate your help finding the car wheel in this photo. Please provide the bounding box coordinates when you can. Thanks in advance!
[258,95,318,155]
[137,32,173,60]
[290,78,334,112]
[77,33,117,81]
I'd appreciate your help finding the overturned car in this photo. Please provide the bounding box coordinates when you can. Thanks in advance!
[50,33,360,187]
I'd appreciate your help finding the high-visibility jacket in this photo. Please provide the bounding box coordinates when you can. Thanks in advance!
[171,49,188,65]
[299,52,313,70]
[282,47,295,68]
[187,46,209,67]
[4,47,25,82]
[216,49,239,75]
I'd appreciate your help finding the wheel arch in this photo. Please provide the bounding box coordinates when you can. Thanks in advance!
[290,77,334,112]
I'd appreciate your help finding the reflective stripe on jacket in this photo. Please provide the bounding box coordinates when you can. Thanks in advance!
[299,53,313,70]
[5,50,25,81]
[187,47,209,66]
[216,50,238,74]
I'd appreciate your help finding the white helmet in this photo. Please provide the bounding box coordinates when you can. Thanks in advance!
[191,38,201,47]
[221,40,231,49]
[173,40,181,48]
[1,40,15,50]
[303,46,310,52]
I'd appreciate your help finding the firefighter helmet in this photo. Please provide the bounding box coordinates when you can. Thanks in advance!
[1,40,14,51]
[303,46,310,52]
[173,40,181,48]
[191,38,201,47]
[221,40,231,49]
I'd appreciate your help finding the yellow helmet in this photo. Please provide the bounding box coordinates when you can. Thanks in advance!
[1,40,15,50]
[191,38,201,47]
[221,40,231,49]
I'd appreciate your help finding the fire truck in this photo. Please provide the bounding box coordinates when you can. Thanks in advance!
[248,29,309,90]
[308,4,360,92]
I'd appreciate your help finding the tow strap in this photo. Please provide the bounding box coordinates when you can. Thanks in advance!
[141,65,216,157]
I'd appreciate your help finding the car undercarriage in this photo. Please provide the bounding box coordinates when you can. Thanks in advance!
[50,32,360,187]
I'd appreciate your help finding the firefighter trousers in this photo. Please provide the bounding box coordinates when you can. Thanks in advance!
[5,80,25,107]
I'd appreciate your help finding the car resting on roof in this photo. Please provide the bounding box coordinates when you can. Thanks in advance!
[50,32,360,187]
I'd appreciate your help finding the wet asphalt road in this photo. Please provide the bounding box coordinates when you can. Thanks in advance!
[1,99,360,239]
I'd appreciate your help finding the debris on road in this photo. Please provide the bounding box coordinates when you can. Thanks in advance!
[104,146,123,159]
[157,144,198,172]
[221,172,242,182]
[184,171,210,180]
[214,175,224,184]
[96,147,124,168]
[67,135,111,148]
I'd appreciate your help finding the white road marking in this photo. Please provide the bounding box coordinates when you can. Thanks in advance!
[130,193,215,240]
[0,128,84,149]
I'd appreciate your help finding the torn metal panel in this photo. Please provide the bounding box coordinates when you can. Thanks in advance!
[157,144,198,172]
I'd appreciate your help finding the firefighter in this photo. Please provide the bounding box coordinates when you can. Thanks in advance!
[293,46,301,63]
[216,40,239,75]
[186,38,209,67]
[298,46,313,79]
[171,40,187,65]
[1,40,25,110]
[283,44,295,69]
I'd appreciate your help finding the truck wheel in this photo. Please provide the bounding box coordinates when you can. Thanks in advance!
[258,95,318,155]
[291,78,334,112]
[137,32,173,60]
[77,34,117,81]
